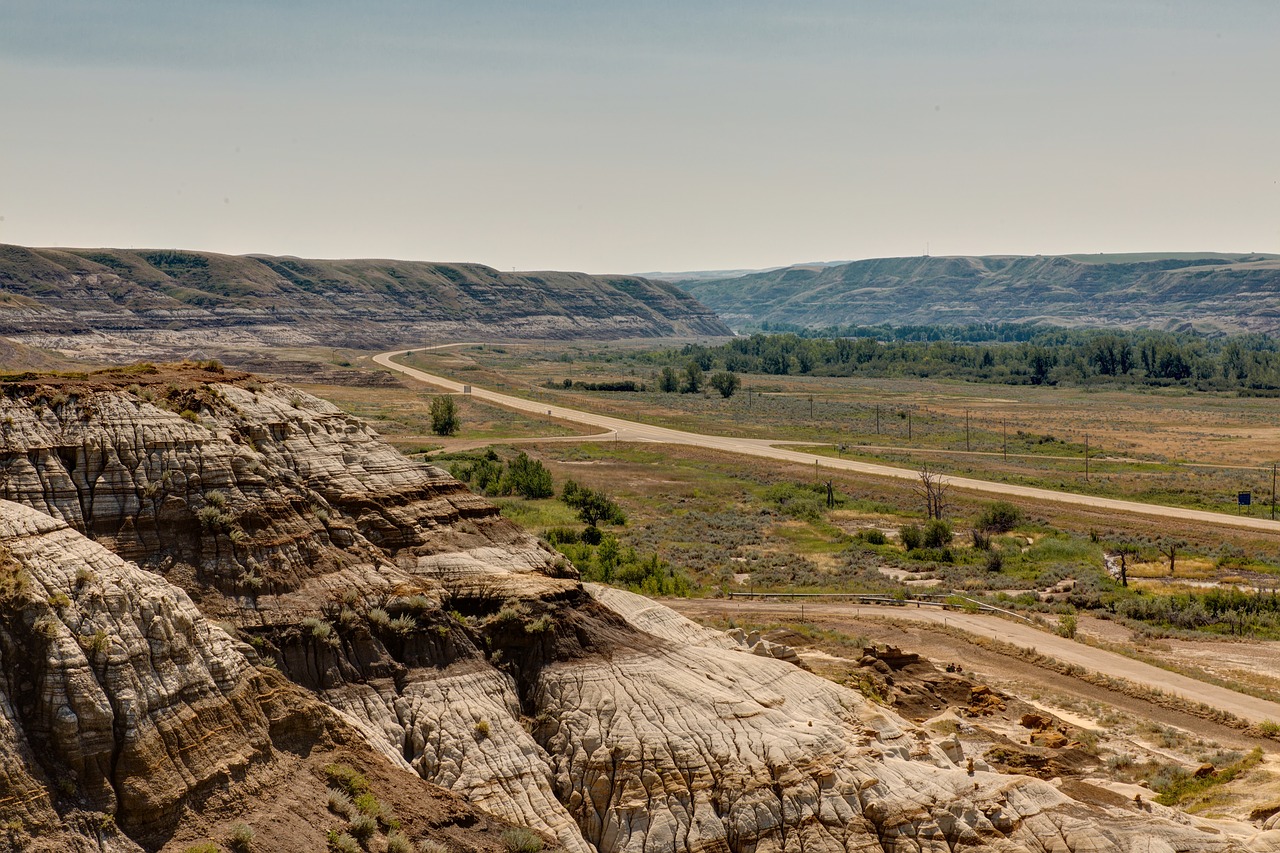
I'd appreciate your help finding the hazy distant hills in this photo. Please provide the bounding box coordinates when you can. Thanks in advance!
[0,245,730,361]
[670,253,1280,334]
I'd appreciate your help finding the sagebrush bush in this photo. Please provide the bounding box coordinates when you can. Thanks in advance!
[227,822,254,851]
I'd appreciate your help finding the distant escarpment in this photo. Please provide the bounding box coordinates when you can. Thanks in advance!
[0,244,730,361]
[2,365,1277,851]
[675,253,1280,333]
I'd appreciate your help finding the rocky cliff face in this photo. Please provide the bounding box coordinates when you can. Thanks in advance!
[0,244,731,362]
[2,365,1278,852]
[676,253,1280,333]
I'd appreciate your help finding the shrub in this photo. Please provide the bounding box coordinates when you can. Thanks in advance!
[501,828,544,853]
[986,550,1004,572]
[561,480,626,527]
[970,529,991,550]
[922,519,952,549]
[505,452,554,499]
[977,501,1023,533]
[386,834,413,853]
[474,719,491,740]
[420,841,449,853]
[762,482,826,521]
[899,524,923,551]
[349,813,377,842]
[227,822,254,852]
[1055,612,1078,639]
[859,529,887,545]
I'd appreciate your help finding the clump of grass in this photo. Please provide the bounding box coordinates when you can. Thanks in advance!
[328,831,360,853]
[501,827,544,853]
[323,763,370,797]
[386,834,413,853]
[352,793,381,818]
[388,614,417,636]
[348,813,377,843]
[419,841,449,853]
[327,789,354,819]
[474,719,491,741]
[1153,747,1264,806]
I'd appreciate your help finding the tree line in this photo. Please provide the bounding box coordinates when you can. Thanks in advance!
[642,326,1280,392]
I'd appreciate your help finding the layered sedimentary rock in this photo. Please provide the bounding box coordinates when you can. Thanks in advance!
[3,367,1280,852]
[675,253,1280,333]
[0,244,731,362]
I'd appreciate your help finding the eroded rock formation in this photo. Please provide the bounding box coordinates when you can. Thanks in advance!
[0,244,731,362]
[2,365,1279,852]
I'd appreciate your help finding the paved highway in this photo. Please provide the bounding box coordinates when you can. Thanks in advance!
[373,347,1280,535]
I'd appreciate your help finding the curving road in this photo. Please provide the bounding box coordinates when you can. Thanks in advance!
[668,598,1280,726]
[373,347,1280,535]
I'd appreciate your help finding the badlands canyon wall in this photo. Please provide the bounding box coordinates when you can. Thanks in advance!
[0,244,731,362]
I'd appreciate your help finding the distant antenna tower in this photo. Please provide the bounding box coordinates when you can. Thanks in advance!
[925,242,930,257]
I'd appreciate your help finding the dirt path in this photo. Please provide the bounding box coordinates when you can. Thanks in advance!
[666,598,1280,727]
[374,347,1280,535]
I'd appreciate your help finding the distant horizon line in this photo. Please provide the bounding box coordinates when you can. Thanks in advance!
[5,241,1279,279]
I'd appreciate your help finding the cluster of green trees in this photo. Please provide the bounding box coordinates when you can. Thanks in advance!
[1108,588,1280,637]
[655,363,741,397]
[546,528,691,595]
[449,451,554,499]
[644,327,1280,391]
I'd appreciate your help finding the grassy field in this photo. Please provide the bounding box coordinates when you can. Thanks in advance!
[395,343,1280,514]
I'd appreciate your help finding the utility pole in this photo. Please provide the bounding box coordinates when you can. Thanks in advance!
[875,405,880,435]
[965,409,971,452]
[1084,434,1090,483]
[1002,420,1007,461]
[809,395,814,419]
[1272,463,1276,520]
[907,410,912,441]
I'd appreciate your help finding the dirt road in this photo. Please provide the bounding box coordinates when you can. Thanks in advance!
[374,347,1280,535]
[667,598,1280,726]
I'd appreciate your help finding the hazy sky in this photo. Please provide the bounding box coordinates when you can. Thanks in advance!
[2,1,1277,273]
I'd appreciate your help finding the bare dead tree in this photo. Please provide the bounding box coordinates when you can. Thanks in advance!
[1111,540,1142,588]
[915,464,950,520]
[1157,537,1185,577]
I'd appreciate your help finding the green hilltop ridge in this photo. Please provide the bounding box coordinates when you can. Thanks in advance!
[0,244,730,358]
[671,253,1280,334]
